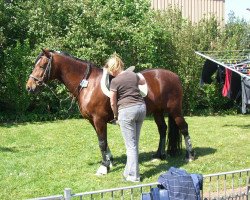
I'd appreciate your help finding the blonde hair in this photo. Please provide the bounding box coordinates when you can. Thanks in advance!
[105,54,124,74]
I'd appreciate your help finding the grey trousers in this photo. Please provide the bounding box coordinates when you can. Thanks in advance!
[118,103,146,179]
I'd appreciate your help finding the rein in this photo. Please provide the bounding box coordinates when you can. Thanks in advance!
[62,63,91,111]
[69,63,91,109]
[29,53,69,104]
[30,53,92,111]
[29,53,69,107]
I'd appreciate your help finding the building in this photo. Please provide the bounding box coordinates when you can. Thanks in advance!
[151,0,225,24]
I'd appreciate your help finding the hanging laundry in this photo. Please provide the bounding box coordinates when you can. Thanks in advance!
[222,69,241,101]
[222,69,232,97]
[241,77,250,114]
[200,59,218,85]
[200,59,225,85]
[196,50,250,114]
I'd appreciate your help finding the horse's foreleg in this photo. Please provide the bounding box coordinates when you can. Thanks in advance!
[91,119,113,175]
[174,116,195,162]
[95,138,113,175]
[153,112,167,159]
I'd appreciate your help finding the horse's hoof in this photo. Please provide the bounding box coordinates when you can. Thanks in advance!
[185,151,195,162]
[151,158,161,163]
[95,165,108,176]
[185,157,194,162]
[109,161,113,168]
[152,153,166,160]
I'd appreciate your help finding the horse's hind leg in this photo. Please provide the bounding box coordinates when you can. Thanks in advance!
[173,115,195,162]
[153,111,167,160]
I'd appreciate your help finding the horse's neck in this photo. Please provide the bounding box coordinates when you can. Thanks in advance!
[54,57,93,96]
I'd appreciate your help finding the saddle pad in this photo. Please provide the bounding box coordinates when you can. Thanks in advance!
[100,68,148,98]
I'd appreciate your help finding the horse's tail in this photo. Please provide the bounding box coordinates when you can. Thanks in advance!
[167,115,182,156]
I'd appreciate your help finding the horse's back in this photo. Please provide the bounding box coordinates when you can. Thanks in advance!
[141,68,183,113]
[142,68,180,80]
[142,68,182,93]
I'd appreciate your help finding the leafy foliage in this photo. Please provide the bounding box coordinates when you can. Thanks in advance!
[1,0,250,121]
[2,41,31,113]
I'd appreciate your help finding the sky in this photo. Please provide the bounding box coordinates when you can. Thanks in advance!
[225,0,250,22]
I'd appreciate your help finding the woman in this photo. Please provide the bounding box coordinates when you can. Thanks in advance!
[105,54,146,182]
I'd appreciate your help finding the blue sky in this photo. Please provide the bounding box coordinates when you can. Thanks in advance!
[225,0,250,22]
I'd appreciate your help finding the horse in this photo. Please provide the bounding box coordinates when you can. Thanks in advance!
[26,49,195,175]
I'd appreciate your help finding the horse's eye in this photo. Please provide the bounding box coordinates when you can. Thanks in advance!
[39,65,45,69]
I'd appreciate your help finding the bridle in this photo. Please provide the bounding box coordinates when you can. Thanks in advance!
[29,52,92,111]
[29,54,53,86]
[29,53,72,109]
[29,53,67,106]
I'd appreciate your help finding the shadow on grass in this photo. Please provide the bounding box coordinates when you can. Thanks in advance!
[193,147,217,158]
[0,120,58,128]
[87,146,216,179]
[0,146,19,153]
[223,124,250,129]
[140,147,216,179]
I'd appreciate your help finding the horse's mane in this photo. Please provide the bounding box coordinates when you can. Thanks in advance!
[35,52,45,64]
[58,51,97,67]
[35,50,55,64]
[36,49,99,68]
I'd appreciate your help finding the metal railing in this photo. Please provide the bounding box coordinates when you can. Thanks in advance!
[29,168,250,200]
[202,169,250,200]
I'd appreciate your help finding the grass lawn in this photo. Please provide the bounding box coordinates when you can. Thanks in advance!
[0,115,250,199]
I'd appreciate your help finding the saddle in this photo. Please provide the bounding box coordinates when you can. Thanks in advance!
[100,68,148,97]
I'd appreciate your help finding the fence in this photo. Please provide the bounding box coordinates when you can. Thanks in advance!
[29,168,250,200]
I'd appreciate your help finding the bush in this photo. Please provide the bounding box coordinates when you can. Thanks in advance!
[1,41,32,113]
[1,1,250,122]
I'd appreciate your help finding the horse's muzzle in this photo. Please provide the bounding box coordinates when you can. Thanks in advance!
[26,79,38,94]
[26,85,34,93]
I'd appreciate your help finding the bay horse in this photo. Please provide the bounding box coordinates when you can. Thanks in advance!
[26,49,195,175]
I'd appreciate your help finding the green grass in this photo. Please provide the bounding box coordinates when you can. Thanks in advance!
[0,115,250,199]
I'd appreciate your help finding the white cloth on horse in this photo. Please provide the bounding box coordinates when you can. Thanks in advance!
[100,67,148,98]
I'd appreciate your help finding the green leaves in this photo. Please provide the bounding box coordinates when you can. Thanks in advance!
[2,40,32,113]
[1,0,250,118]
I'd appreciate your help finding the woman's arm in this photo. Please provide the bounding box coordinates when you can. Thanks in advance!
[110,90,118,119]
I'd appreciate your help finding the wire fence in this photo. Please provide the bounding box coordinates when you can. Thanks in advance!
[29,168,250,200]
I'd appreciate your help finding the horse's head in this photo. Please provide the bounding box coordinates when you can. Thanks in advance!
[26,49,53,93]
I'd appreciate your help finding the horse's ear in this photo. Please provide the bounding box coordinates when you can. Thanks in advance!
[42,48,51,58]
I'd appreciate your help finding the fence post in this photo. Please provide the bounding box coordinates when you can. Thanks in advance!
[64,188,72,200]
[247,177,250,200]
